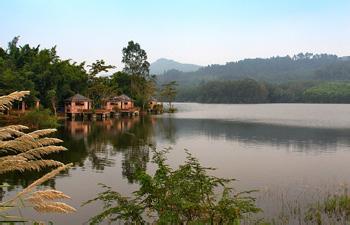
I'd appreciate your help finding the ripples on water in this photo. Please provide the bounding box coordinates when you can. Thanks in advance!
[2,103,350,224]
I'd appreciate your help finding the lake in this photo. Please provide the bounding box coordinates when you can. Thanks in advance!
[3,103,350,224]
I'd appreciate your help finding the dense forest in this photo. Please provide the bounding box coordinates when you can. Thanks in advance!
[176,79,350,103]
[159,53,350,84]
[0,37,161,112]
[158,53,350,103]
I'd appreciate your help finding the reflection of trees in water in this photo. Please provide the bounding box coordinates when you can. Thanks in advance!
[0,169,58,199]
[2,117,157,190]
[62,117,156,183]
[122,145,150,183]
[110,117,155,183]
[168,119,350,152]
[156,116,178,144]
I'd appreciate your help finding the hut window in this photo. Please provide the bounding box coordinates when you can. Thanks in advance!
[76,102,85,106]
[124,102,128,105]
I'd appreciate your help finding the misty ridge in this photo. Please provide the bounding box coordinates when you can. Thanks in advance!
[156,53,350,85]
[152,53,350,104]
[150,58,202,75]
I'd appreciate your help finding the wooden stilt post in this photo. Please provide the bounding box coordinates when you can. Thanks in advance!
[21,101,26,113]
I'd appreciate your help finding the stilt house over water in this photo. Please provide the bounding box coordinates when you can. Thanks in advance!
[105,94,134,111]
[64,94,92,113]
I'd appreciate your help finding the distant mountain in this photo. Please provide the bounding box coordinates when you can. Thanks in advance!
[157,53,350,85]
[150,58,202,75]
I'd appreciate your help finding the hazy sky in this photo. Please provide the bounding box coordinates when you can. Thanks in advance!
[1,0,350,68]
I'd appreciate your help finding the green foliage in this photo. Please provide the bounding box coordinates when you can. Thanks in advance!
[158,53,342,85]
[0,37,88,108]
[314,60,350,81]
[87,59,115,77]
[177,79,269,103]
[303,82,350,103]
[160,81,178,110]
[121,41,156,110]
[87,76,118,108]
[110,71,131,96]
[177,79,350,104]
[21,109,59,128]
[84,148,260,224]
[86,60,117,108]
[162,53,350,104]
[47,89,57,115]
[304,190,350,224]
[122,41,150,77]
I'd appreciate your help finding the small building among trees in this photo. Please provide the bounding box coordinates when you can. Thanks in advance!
[64,94,92,113]
[105,94,134,111]
[147,97,163,114]
[148,97,158,109]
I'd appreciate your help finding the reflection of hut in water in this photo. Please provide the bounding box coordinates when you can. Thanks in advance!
[66,121,91,138]
[98,119,114,131]
[115,117,140,132]
[65,94,92,113]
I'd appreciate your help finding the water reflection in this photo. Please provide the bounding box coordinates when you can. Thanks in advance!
[57,117,157,183]
[3,115,350,194]
[158,117,350,153]
[3,105,350,225]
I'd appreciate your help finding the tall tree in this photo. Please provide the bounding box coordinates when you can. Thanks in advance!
[86,60,116,108]
[87,59,115,78]
[121,41,155,110]
[122,41,150,77]
[160,81,178,110]
[47,89,57,115]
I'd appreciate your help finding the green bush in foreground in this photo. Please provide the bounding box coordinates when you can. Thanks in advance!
[84,148,260,224]
[21,109,59,128]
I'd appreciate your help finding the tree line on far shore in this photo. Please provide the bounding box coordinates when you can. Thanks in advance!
[160,52,350,104]
[177,79,350,104]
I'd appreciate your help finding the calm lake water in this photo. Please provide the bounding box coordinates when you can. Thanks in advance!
[3,103,350,224]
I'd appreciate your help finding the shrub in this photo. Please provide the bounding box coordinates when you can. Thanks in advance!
[21,109,59,128]
[84,148,260,224]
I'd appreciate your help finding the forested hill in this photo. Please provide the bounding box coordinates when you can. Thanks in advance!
[150,58,202,75]
[158,53,350,85]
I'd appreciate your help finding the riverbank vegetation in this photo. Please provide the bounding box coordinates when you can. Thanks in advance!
[20,109,59,128]
[0,37,175,115]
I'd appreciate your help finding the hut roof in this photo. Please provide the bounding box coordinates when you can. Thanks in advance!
[118,94,132,101]
[149,97,157,101]
[108,94,133,102]
[65,94,92,102]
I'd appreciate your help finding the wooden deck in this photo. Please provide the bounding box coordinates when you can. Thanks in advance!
[65,108,139,120]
